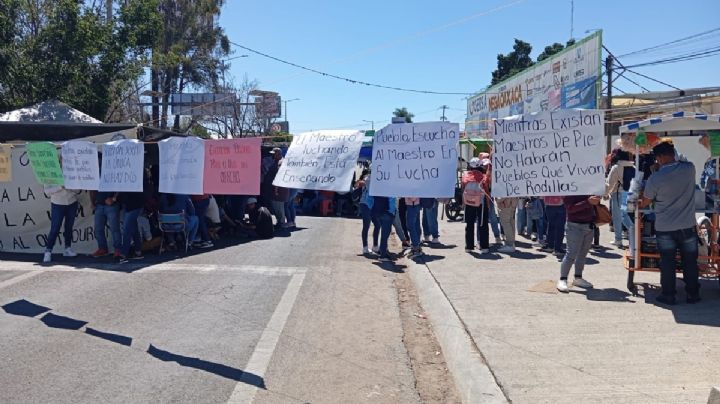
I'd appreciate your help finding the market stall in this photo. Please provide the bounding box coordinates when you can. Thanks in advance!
[618,112,720,293]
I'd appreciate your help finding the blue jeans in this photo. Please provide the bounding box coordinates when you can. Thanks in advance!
[121,208,142,257]
[94,204,121,251]
[375,212,394,256]
[516,200,527,234]
[360,204,380,248]
[46,202,79,252]
[611,191,636,254]
[422,201,439,238]
[186,215,199,245]
[406,204,422,248]
[656,228,700,297]
[393,213,407,242]
[193,198,210,242]
[285,189,298,223]
[488,201,501,238]
[560,222,595,279]
[544,205,566,251]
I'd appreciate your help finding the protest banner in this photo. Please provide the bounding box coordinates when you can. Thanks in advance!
[203,138,261,195]
[273,130,364,191]
[27,142,64,185]
[0,144,11,182]
[99,139,145,192]
[61,141,100,190]
[159,136,205,195]
[0,146,95,254]
[369,122,460,198]
[491,109,606,197]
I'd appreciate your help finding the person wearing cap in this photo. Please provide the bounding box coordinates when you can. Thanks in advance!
[461,157,490,253]
[639,141,701,305]
[244,197,274,239]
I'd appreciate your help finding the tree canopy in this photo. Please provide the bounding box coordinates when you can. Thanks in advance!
[490,38,577,85]
[393,107,414,123]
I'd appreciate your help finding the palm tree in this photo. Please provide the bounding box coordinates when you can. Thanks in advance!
[393,107,414,123]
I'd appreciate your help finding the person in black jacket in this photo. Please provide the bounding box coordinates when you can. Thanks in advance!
[118,188,146,263]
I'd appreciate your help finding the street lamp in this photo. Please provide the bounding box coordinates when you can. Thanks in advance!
[284,98,299,122]
[362,120,375,130]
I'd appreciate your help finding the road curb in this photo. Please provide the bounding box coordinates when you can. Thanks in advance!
[406,258,508,404]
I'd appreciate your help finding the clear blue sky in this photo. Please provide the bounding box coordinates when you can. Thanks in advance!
[219,0,719,133]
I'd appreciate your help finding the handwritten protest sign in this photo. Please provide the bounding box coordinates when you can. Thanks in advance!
[99,139,144,192]
[369,122,460,197]
[159,136,205,195]
[0,144,11,182]
[27,142,64,185]
[203,138,261,195]
[61,141,100,190]
[273,130,364,191]
[492,109,606,197]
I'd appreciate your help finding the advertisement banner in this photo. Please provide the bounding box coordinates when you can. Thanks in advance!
[99,139,145,192]
[158,137,205,195]
[369,122,460,198]
[466,31,602,137]
[0,147,96,254]
[61,141,100,190]
[491,109,606,197]
[273,130,364,192]
[203,138,261,195]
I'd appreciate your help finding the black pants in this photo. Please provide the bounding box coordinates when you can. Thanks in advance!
[465,203,489,249]
[398,198,410,240]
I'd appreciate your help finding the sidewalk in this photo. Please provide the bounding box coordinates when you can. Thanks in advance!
[410,220,720,404]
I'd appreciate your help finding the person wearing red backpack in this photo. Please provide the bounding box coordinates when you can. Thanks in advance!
[462,157,491,253]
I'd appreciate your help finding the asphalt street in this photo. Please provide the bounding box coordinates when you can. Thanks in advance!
[0,217,425,404]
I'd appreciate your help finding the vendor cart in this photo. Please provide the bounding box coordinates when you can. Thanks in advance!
[618,112,720,294]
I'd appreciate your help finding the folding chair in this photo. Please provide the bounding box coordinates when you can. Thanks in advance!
[158,212,189,254]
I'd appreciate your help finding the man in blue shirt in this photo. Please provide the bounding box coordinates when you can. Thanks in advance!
[640,141,701,305]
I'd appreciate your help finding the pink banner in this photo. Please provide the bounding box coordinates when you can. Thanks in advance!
[203,138,261,195]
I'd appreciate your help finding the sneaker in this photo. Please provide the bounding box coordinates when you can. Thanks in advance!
[479,249,490,254]
[91,248,109,258]
[42,252,52,263]
[287,221,295,228]
[431,237,440,244]
[554,250,565,257]
[119,257,130,264]
[408,249,424,259]
[200,241,214,248]
[362,246,371,254]
[498,245,515,253]
[556,280,569,293]
[371,245,380,254]
[131,251,144,260]
[573,278,593,289]
[531,233,537,241]
[591,244,602,251]
[494,236,503,245]
[610,240,623,248]
[423,235,431,243]
[63,248,77,257]
[655,294,676,305]
[465,248,474,253]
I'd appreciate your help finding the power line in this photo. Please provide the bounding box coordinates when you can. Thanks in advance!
[622,46,720,68]
[622,67,682,91]
[230,41,475,96]
[617,27,720,58]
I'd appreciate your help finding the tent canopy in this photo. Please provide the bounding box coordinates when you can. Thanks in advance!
[619,112,720,134]
[0,100,101,123]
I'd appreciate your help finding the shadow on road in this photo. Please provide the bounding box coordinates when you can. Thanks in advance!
[1,298,266,386]
[371,261,405,273]
[572,287,635,303]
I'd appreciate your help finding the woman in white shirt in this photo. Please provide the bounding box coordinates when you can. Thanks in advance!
[43,185,81,263]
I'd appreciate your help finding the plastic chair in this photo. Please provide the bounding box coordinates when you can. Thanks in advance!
[158,212,189,254]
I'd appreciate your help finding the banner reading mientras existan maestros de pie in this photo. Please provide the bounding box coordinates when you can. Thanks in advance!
[492,109,606,198]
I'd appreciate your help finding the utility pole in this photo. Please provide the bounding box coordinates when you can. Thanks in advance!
[605,54,614,154]
[440,105,448,121]
[570,0,574,39]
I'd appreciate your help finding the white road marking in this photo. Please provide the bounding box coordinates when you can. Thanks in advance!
[0,271,44,290]
[227,272,306,404]
[0,262,305,276]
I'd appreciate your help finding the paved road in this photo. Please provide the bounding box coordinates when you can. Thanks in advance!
[0,217,422,404]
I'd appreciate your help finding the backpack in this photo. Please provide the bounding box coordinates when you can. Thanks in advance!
[420,198,435,209]
[621,166,636,191]
[463,182,485,207]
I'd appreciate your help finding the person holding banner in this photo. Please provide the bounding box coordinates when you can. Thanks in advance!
[421,198,440,244]
[118,190,146,263]
[91,190,121,258]
[371,196,397,262]
[42,185,82,263]
[556,195,600,293]
[461,158,490,253]
[358,172,381,255]
[404,197,424,258]
[495,197,518,253]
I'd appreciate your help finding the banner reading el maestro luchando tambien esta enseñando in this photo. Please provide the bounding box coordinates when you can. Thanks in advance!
[369,122,460,198]
[273,130,364,192]
[492,109,605,198]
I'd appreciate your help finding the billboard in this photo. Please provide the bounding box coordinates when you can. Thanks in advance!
[466,31,602,137]
[171,93,237,116]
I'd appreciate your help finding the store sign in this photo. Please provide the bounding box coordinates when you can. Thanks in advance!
[466,31,602,137]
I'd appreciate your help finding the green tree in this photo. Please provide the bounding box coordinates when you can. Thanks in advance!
[393,107,414,123]
[537,39,576,62]
[150,0,230,130]
[0,0,161,120]
[490,39,534,85]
